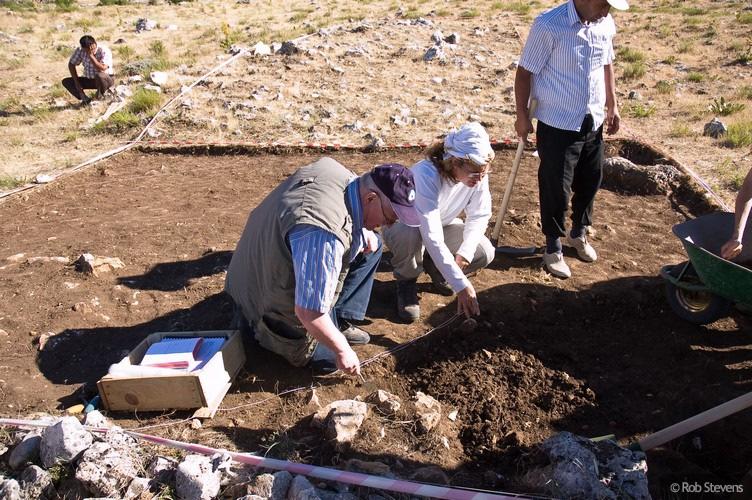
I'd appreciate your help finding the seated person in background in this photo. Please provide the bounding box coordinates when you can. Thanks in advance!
[383,122,496,322]
[225,158,420,375]
[721,167,752,260]
[62,35,114,105]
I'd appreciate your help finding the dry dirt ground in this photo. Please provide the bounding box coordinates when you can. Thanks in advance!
[0,0,751,203]
[0,144,750,498]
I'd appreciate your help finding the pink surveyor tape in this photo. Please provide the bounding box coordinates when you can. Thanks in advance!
[0,418,531,500]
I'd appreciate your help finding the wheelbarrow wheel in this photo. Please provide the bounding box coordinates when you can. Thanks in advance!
[665,281,732,325]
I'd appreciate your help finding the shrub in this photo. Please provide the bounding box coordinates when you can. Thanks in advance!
[617,47,644,63]
[128,89,162,114]
[669,123,693,138]
[0,175,26,190]
[687,72,705,83]
[149,40,167,58]
[655,80,674,94]
[624,102,656,118]
[91,110,140,134]
[737,12,752,24]
[722,121,752,148]
[55,0,76,11]
[622,61,646,80]
[708,97,745,116]
[98,0,128,4]
[738,86,752,100]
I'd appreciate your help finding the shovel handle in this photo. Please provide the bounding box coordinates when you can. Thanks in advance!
[491,99,537,245]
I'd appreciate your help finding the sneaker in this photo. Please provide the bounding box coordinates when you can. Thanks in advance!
[543,251,571,279]
[566,234,598,262]
[423,255,454,296]
[338,320,371,345]
[309,358,337,375]
[396,279,420,322]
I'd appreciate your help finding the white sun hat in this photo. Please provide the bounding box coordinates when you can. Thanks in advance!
[607,0,629,10]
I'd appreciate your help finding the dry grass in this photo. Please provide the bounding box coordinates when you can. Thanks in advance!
[0,0,750,206]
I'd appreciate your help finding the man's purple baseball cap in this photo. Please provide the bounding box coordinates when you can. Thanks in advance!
[370,163,421,227]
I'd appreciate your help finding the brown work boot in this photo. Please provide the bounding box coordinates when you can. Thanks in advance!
[396,279,420,322]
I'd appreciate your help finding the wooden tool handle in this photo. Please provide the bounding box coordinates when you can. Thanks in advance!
[491,99,538,245]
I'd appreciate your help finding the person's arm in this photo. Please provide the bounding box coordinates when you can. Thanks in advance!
[457,176,492,265]
[288,225,360,374]
[87,47,109,72]
[514,67,533,141]
[721,168,752,260]
[604,63,620,134]
[295,307,360,375]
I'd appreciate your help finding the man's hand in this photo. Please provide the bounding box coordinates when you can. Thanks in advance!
[605,107,621,135]
[335,346,361,376]
[362,229,379,255]
[721,239,743,260]
[455,254,469,271]
[457,284,480,319]
[515,115,534,143]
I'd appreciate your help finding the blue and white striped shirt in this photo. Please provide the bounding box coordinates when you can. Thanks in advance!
[519,0,616,132]
[287,178,366,313]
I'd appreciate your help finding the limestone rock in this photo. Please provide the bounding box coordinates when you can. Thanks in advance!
[75,253,125,276]
[247,471,292,498]
[703,118,727,138]
[75,431,142,497]
[0,478,21,500]
[278,41,300,56]
[424,45,446,62]
[287,474,320,500]
[150,71,168,86]
[40,417,93,468]
[601,156,679,196]
[147,455,178,484]
[175,454,222,500]
[413,392,442,433]
[9,431,42,469]
[124,477,152,499]
[522,432,649,499]
[311,400,369,443]
[136,18,157,32]
[20,465,55,499]
[366,390,401,415]
[253,42,272,56]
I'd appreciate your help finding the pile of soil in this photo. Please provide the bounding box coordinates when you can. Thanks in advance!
[0,144,749,497]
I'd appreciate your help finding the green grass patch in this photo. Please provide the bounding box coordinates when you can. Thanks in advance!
[98,0,129,5]
[669,123,694,138]
[460,9,480,18]
[128,89,162,114]
[622,61,646,80]
[49,82,68,99]
[91,110,140,134]
[115,45,135,62]
[736,12,752,24]
[219,21,243,50]
[687,72,705,83]
[738,85,752,100]
[655,80,674,94]
[0,97,21,114]
[677,40,693,53]
[55,0,77,12]
[681,6,705,16]
[717,158,748,190]
[149,40,167,58]
[0,175,26,190]
[617,47,644,63]
[491,1,530,14]
[624,102,656,118]
[722,121,752,148]
[1,1,36,12]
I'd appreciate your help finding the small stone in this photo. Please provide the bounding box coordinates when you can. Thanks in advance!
[447,409,458,421]
[191,419,202,430]
[703,118,727,138]
[34,174,54,184]
[628,90,642,100]
[424,45,446,62]
[277,41,299,55]
[459,318,478,334]
[150,71,168,86]
[0,329,7,337]
[253,41,271,56]
[444,33,459,45]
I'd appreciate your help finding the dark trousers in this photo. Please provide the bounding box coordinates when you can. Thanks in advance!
[62,72,114,101]
[536,115,604,239]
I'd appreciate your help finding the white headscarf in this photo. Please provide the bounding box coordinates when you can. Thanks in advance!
[443,122,495,166]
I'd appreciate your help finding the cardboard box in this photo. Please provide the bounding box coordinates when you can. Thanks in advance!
[97,330,245,418]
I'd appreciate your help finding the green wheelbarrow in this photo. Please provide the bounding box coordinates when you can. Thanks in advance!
[661,212,752,325]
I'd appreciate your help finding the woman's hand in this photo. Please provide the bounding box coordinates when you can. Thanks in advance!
[721,239,743,260]
[457,284,480,318]
[455,254,469,271]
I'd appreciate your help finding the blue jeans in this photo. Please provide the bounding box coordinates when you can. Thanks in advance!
[231,238,383,335]
[331,238,383,325]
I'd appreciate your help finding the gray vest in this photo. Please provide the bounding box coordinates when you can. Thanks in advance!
[225,157,355,366]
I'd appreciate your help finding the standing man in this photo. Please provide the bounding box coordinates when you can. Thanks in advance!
[514,0,628,278]
[62,35,114,105]
[225,158,420,375]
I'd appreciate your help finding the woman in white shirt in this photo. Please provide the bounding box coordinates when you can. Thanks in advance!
[383,122,496,322]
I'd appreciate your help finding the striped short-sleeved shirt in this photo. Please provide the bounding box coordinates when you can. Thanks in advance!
[519,0,616,132]
[69,44,114,78]
[288,178,367,313]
